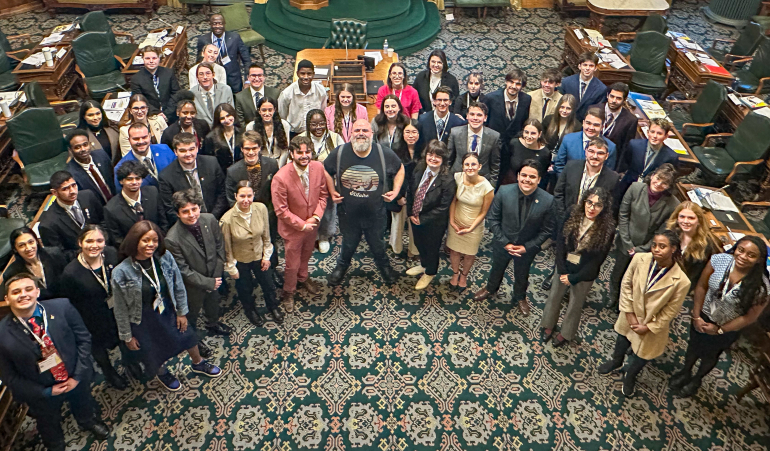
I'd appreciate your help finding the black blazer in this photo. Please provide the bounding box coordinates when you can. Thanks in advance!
[1,247,65,300]
[104,185,167,246]
[129,66,181,119]
[412,70,460,114]
[0,298,93,406]
[619,139,680,195]
[165,213,225,291]
[234,86,281,125]
[554,205,613,285]
[66,150,115,206]
[159,156,228,224]
[225,156,279,207]
[406,167,455,226]
[486,184,555,254]
[202,128,244,172]
[590,102,639,171]
[554,160,619,219]
[483,88,532,145]
[416,111,466,148]
[38,190,104,260]
[160,119,211,150]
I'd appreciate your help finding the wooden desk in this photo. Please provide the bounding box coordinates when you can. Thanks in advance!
[563,26,635,85]
[121,27,188,80]
[11,45,79,102]
[586,0,670,36]
[294,49,399,118]
[666,33,734,99]
[627,93,700,165]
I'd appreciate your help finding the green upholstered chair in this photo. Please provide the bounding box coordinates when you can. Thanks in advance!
[221,3,266,63]
[691,112,770,184]
[323,18,369,50]
[733,36,770,95]
[628,31,672,98]
[71,32,127,101]
[80,11,138,63]
[0,48,19,92]
[665,80,726,146]
[708,22,764,70]
[453,0,511,21]
[615,14,668,56]
[0,27,34,69]
[23,82,80,131]
[0,205,26,265]
[7,108,70,188]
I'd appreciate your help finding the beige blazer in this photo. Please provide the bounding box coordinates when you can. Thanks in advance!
[527,89,562,123]
[86,127,120,163]
[118,115,168,156]
[615,253,691,360]
[219,202,274,276]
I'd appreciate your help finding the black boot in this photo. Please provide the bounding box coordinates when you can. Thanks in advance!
[103,367,128,390]
[668,371,691,392]
[598,357,624,375]
[328,265,347,285]
[245,309,265,327]
[677,378,702,398]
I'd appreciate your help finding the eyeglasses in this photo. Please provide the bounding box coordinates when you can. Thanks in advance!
[249,73,265,78]
[586,200,604,209]
[131,106,148,112]
[585,148,608,156]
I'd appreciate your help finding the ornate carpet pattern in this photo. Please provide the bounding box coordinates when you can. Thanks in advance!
[3,2,769,450]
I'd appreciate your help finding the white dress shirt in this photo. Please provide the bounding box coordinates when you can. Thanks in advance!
[277,81,328,134]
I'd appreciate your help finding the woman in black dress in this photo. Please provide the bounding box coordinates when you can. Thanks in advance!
[505,119,550,186]
[203,103,243,172]
[61,225,139,389]
[2,227,64,300]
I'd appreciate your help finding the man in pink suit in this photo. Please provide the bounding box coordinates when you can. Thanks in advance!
[271,136,329,312]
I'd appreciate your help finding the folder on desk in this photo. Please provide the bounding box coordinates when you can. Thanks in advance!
[703,64,730,76]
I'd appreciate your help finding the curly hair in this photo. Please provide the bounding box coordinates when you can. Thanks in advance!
[304,109,336,157]
[332,83,359,136]
[666,201,716,262]
[728,235,769,314]
[561,186,615,252]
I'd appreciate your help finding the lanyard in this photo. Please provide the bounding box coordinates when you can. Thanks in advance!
[79,254,110,294]
[387,128,396,147]
[15,303,49,348]
[138,256,162,296]
[343,114,351,136]
[391,88,403,102]
[226,133,235,156]
[646,260,670,292]
[436,116,448,139]
[717,260,740,301]
[315,133,328,155]
[579,165,597,199]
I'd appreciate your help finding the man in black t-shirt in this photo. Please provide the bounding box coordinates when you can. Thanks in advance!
[324,119,405,285]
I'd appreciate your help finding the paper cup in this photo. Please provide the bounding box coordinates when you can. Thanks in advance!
[43,48,54,67]
[387,48,394,57]
[1,101,12,118]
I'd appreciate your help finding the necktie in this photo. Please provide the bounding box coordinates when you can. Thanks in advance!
[604,113,614,136]
[542,97,550,119]
[253,91,261,109]
[88,164,112,201]
[143,156,157,179]
[584,140,589,153]
[216,37,223,56]
[507,101,515,120]
[184,169,207,212]
[71,204,85,228]
[436,117,445,138]
[28,318,68,382]
[580,81,587,101]
[152,73,160,97]
[413,173,434,215]
[301,170,310,199]
[206,92,214,118]
[471,134,478,154]
[133,201,144,221]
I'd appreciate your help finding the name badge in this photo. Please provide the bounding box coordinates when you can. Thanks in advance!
[153,295,165,314]
[566,252,581,264]
[38,352,62,373]
[221,56,231,65]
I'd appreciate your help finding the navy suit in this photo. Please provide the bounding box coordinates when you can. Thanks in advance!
[114,144,177,188]
[196,32,251,93]
[553,131,617,176]
[416,111,466,149]
[559,75,607,121]
[483,89,531,145]
[66,150,115,205]
[129,66,181,120]
[618,139,680,197]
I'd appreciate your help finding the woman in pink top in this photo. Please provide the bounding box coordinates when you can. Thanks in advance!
[324,83,368,143]
[376,62,421,119]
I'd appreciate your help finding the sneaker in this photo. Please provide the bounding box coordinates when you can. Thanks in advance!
[156,371,182,391]
[318,240,330,253]
[191,359,222,378]
[622,374,636,397]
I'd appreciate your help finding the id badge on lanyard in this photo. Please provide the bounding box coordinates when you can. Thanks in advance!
[139,257,165,314]
[15,306,63,373]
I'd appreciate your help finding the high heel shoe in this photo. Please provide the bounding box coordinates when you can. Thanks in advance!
[450,271,459,287]
[458,270,469,289]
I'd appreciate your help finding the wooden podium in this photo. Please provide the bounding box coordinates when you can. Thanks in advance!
[290,0,328,10]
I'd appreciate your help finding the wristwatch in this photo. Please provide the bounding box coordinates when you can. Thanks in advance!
[717,327,724,335]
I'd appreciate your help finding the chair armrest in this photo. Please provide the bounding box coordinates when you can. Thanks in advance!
[6,49,29,62]
[667,99,697,105]
[7,34,31,46]
[681,122,714,135]
[727,159,764,183]
[755,77,770,95]
[114,55,128,70]
[50,100,80,114]
[739,201,770,212]
[11,151,27,184]
[733,56,754,66]
[616,32,637,42]
[701,133,733,147]
[710,38,736,52]
[74,66,88,94]
[113,32,135,43]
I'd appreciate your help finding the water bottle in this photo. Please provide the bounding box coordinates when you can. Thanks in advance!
[383,39,389,53]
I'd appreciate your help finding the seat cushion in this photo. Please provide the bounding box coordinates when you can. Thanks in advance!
[734,69,760,93]
[668,108,709,145]
[85,71,126,99]
[239,29,265,48]
[114,43,138,62]
[24,151,68,187]
[0,72,18,92]
[0,218,26,259]
[691,145,736,177]
[630,72,667,89]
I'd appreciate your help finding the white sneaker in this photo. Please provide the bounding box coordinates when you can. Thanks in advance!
[406,265,425,276]
[318,240,330,253]
[415,274,435,290]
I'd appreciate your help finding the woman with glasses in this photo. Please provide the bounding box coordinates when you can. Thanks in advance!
[389,121,423,259]
[78,100,120,164]
[304,109,342,162]
[118,94,168,156]
[325,83,368,142]
[376,62,420,119]
[246,97,291,167]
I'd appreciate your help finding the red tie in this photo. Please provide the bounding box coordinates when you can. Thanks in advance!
[413,173,434,215]
[28,317,68,381]
[88,164,113,201]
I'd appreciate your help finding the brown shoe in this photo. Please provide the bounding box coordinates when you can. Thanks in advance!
[301,278,321,295]
[281,291,295,313]
[518,299,531,316]
[473,288,491,302]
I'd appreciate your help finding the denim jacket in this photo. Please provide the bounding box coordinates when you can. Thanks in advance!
[111,250,189,341]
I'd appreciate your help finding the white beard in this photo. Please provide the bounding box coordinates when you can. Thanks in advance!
[352,137,371,153]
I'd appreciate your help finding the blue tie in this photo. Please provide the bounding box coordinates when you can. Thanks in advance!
[152,73,159,97]
[471,134,478,154]
[584,139,589,152]
[436,117,445,138]
[216,37,224,62]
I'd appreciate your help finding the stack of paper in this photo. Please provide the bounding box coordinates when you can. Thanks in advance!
[132,56,145,66]
[753,107,770,119]
[103,98,129,122]
[40,33,64,45]
[664,137,688,155]
[364,51,383,66]
[584,29,603,39]
[0,91,26,104]
[742,96,767,108]
[636,99,667,119]
[138,30,168,49]
[51,23,75,33]
[21,52,45,67]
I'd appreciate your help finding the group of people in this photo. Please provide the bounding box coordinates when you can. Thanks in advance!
[0,17,768,450]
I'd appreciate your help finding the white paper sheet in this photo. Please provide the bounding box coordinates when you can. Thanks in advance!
[21,52,45,66]
[364,51,383,66]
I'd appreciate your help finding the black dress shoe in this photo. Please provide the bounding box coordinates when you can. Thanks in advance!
[104,370,128,390]
[540,277,552,292]
[197,341,213,359]
[668,372,691,391]
[328,266,347,286]
[206,322,233,336]
[541,328,553,343]
[380,267,398,284]
[86,421,110,440]
[676,379,702,398]
[270,308,285,324]
[553,335,569,348]
[126,361,143,380]
[245,310,265,327]
[597,359,623,375]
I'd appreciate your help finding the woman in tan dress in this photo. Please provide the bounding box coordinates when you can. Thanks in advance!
[447,153,494,289]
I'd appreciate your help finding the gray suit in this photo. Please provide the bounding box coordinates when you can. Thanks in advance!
[234,86,280,126]
[192,83,235,127]
[448,125,501,186]
[165,213,225,338]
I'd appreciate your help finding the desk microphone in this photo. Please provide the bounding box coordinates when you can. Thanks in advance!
[113,83,130,93]
[155,17,175,33]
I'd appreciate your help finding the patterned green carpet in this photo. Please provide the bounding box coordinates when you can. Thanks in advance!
[3,2,769,450]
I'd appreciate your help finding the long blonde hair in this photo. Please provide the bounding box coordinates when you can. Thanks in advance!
[666,201,715,261]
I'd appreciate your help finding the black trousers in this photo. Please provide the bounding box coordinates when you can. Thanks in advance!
[337,209,392,271]
[486,245,537,302]
[186,288,221,340]
[235,261,278,313]
[609,334,649,382]
[411,221,447,275]
[28,379,97,451]
[609,248,634,303]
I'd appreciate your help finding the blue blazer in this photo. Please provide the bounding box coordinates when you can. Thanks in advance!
[0,299,93,405]
[114,144,177,189]
[483,88,531,144]
[196,32,251,93]
[553,131,617,176]
[416,111,466,148]
[619,139,679,189]
[66,149,115,205]
[559,75,607,121]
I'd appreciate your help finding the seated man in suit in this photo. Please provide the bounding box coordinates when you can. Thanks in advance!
[191,62,235,127]
[165,189,232,357]
[527,68,563,123]
[0,274,110,451]
[278,60,328,136]
[559,52,607,121]
[483,68,532,146]
[129,46,180,122]
[114,123,177,188]
[161,99,211,150]
[105,160,167,246]
[159,132,228,225]
[618,118,679,197]
[196,14,251,94]
[448,102,501,185]
[39,171,104,260]
[590,82,638,171]
[553,106,617,176]
[417,86,466,146]
[66,129,115,205]
[189,44,227,89]
[473,160,554,316]
[236,63,280,126]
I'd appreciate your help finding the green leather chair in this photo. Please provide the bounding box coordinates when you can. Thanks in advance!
[665,80,726,146]
[0,205,26,266]
[708,22,764,70]
[691,112,770,184]
[71,32,127,101]
[0,27,34,69]
[453,0,511,21]
[733,36,770,95]
[323,18,368,49]
[23,82,80,131]
[80,11,138,63]
[628,31,672,97]
[615,14,668,56]
[0,47,18,92]
[7,108,70,188]
[221,3,266,63]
